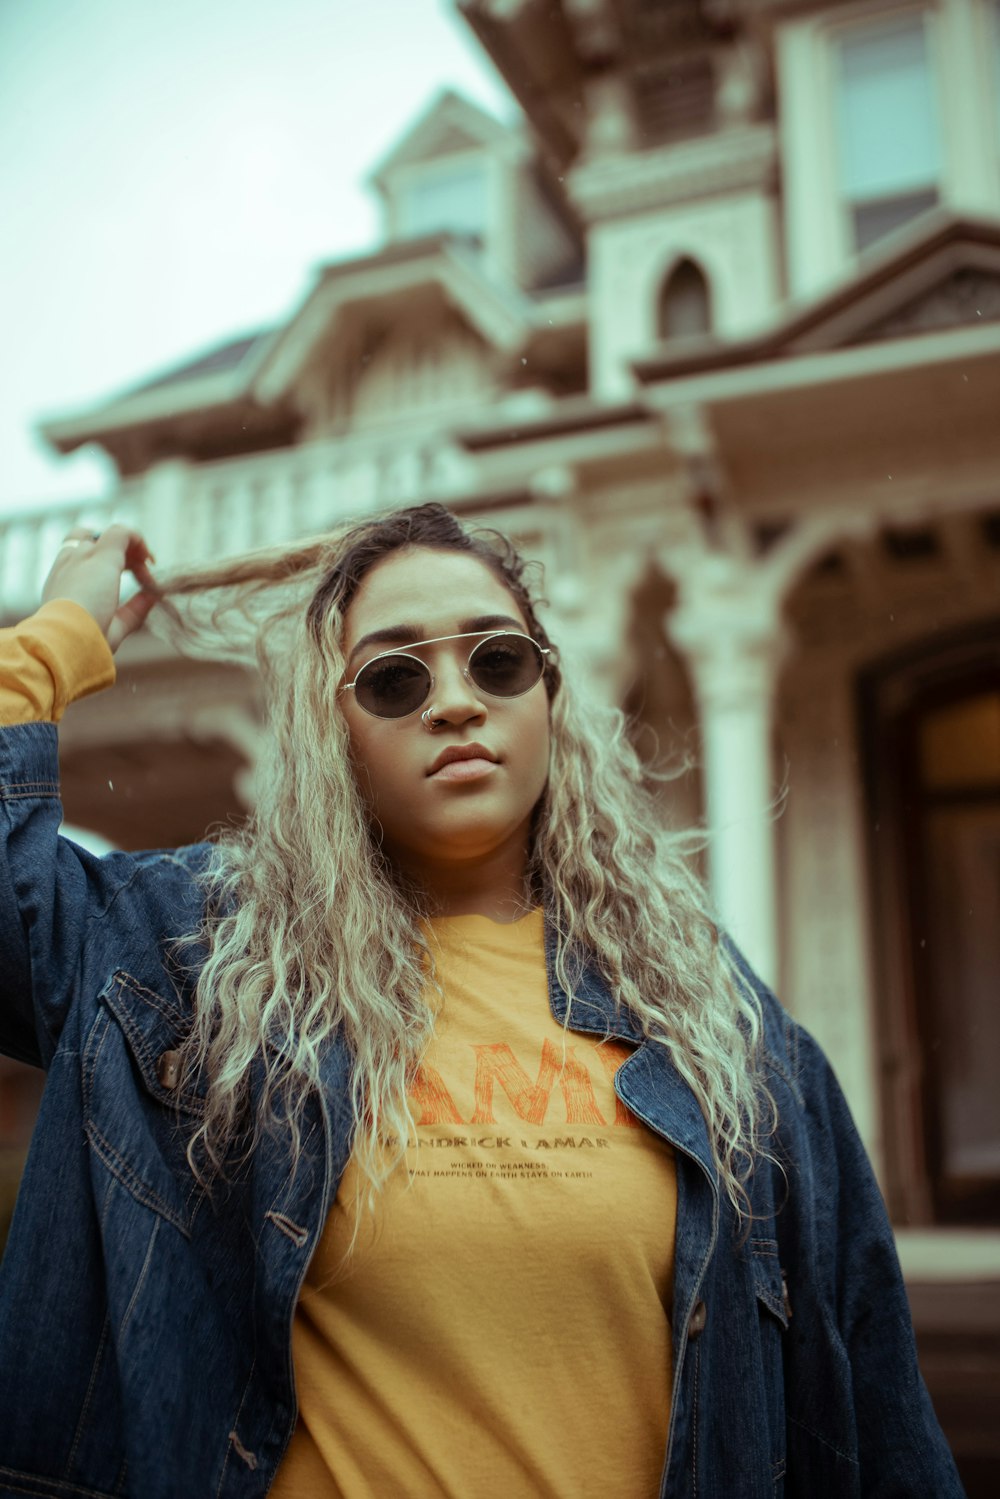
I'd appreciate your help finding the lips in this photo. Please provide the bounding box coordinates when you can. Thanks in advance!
[432,758,498,783]
[427,743,499,777]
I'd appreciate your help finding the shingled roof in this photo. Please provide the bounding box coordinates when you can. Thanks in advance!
[127,328,274,395]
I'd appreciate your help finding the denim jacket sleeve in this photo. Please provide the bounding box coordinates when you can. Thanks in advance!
[0,722,134,1066]
[778,1017,965,1496]
[0,721,211,1071]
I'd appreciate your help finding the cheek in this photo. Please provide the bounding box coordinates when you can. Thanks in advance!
[345,714,416,814]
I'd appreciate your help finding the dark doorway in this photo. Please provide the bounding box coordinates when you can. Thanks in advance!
[861,625,1000,1226]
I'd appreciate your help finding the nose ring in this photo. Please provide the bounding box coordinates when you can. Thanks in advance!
[421,708,443,732]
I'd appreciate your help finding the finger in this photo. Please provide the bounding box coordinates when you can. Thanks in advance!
[124,532,157,571]
[106,590,156,653]
[95,526,160,576]
[125,531,161,596]
[91,523,137,562]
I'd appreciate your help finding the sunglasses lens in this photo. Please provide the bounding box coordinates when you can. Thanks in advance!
[354,655,431,718]
[469,635,544,697]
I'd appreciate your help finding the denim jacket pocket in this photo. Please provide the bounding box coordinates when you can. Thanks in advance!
[82,971,204,1237]
[750,1238,789,1491]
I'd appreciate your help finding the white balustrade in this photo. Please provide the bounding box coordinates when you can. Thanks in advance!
[0,495,132,619]
[0,431,477,620]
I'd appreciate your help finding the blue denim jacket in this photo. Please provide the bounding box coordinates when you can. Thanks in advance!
[0,722,963,1498]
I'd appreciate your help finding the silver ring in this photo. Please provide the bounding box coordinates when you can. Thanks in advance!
[421,708,442,731]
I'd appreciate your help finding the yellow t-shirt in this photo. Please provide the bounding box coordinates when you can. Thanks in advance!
[273,908,678,1498]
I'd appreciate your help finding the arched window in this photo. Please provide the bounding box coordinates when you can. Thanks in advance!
[657,258,711,339]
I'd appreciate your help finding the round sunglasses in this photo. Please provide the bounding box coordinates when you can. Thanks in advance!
[341,630,553,720]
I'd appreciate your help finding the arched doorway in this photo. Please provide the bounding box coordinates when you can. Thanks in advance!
[860,622,1000,1225]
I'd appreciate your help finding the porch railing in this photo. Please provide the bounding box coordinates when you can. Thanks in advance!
[0,430,478,620]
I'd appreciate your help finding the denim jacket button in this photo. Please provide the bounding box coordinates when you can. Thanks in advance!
[156,1049,182,1090]
[688,1299,707,1339]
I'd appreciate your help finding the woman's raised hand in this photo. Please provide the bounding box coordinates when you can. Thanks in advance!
[41,524,159,655]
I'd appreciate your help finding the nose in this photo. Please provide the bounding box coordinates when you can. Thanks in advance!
[425,655,487,729]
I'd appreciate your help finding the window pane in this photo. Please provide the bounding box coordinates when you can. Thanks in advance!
[920,691,1000,790]
[397,165,487,240]
[836,15,941,199]
[852,187,938,250]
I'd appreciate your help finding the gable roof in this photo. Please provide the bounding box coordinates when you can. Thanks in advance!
[365,87,517,190]
[128,329,274,395]
[40,327,279,452]
[39,229,573,454]
[251,232,535,402]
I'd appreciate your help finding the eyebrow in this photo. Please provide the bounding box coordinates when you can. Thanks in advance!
[347,614,526,669]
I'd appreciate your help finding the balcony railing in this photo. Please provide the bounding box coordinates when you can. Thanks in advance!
[0,430,478,620]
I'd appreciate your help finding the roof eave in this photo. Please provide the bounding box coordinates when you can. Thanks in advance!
[38,369,260,454]
[453,395,651,452]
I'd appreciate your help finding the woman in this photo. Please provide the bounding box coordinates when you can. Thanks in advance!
[0,504,963,1497]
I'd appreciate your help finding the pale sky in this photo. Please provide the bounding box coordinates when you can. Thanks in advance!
[0,0,514,514]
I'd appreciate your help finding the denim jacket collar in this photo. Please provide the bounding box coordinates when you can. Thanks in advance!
[541,913,718,1188]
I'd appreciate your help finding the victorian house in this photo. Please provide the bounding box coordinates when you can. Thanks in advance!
[2,1,998,1483]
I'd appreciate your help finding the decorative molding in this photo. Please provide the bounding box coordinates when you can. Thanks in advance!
[567,124,777,221]
[858,267,1000,342]
[255,243,530,405]
[787,526,1000,669]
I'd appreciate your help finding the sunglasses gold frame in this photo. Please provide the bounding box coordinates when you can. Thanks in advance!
[340,630,554,720]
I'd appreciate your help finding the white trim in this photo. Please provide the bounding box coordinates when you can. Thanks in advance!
[566,124,777,223]
[638,319,1000,408]
[365,90,515,188]
[41,368,252,442]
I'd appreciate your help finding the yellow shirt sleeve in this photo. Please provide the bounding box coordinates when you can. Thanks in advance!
[0,599,116,725]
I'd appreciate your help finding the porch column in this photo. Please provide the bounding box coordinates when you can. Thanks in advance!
[666,565,789,990]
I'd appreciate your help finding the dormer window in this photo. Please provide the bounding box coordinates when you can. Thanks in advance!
[657,258,712,339]
[396,161,489,241]
[834,10,942,252]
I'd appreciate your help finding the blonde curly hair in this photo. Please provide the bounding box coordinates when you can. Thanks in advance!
[152,502,774,1236]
